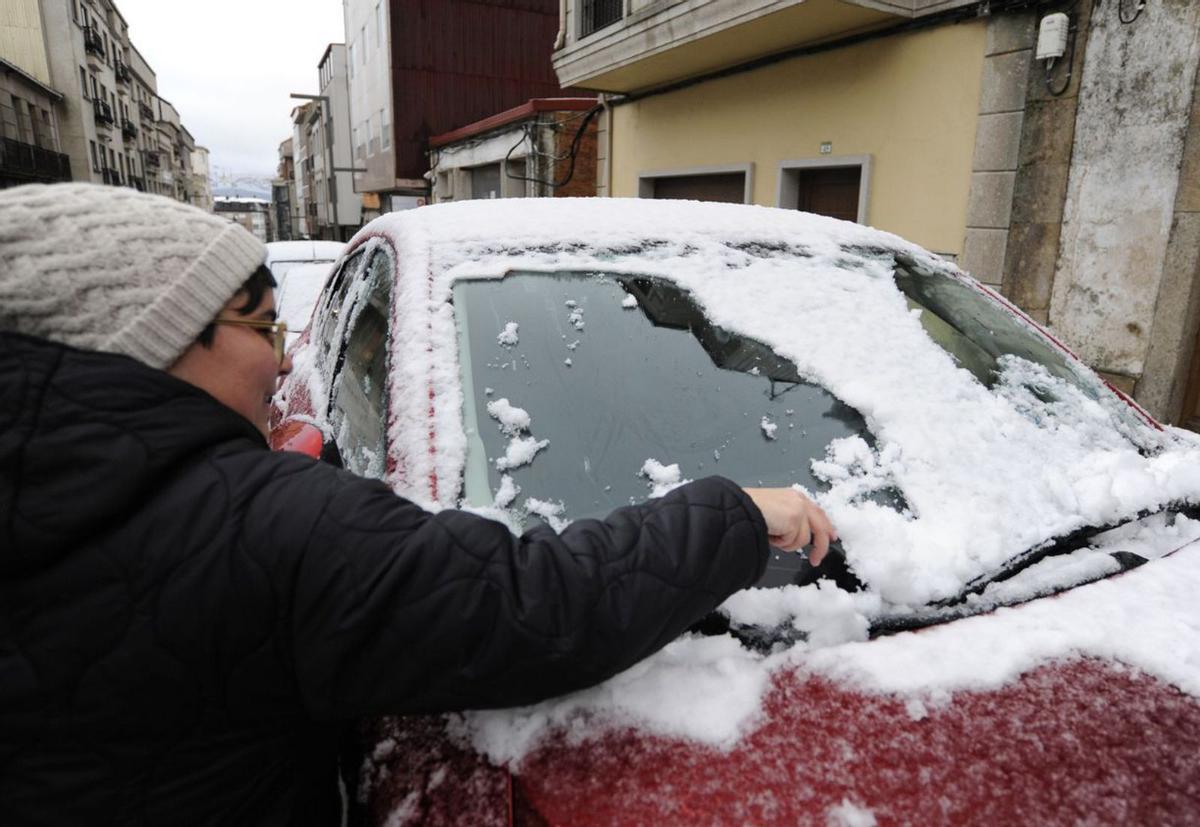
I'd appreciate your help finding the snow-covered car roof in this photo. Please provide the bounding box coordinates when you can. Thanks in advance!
[292,198,1200,766]
[264,240,345,265]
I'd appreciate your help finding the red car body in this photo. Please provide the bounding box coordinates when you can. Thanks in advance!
[271,200,1200,825]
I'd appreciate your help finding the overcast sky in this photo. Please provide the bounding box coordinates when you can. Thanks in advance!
[115,0,345,181]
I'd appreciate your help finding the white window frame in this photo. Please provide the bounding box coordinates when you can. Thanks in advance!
[637,163,754,204]
[776,155,872,224]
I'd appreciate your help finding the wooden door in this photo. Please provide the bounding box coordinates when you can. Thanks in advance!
[795,166,861,222]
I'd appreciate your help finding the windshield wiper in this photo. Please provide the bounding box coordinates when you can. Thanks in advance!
[869,502,1200,637]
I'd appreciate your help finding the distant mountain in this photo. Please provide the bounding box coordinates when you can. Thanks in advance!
[213,185,272,200]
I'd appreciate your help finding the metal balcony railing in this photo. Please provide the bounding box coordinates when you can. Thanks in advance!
[115,60,132,84]
[139,101,154,120]
[581,0,623,37]
[145,151,160,168]
[121,118,137,139]
[83,26,105,58]
[93,99,115,127]
[0,137,72,183]
[101,167,122,186]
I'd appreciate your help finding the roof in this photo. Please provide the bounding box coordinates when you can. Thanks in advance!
[429,98,599,148]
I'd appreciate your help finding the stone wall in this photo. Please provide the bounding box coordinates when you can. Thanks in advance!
[1049,0,1200,387]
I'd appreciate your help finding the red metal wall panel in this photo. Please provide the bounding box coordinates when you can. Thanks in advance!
[390,0,567,180]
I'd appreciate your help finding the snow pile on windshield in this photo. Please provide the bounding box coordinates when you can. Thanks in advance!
[322,198,1200,763]
[639,458,690,497]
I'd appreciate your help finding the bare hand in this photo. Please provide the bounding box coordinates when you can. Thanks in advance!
[743,488,838,565]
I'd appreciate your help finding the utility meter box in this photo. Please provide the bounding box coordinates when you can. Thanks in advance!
[1037,13,1069,60]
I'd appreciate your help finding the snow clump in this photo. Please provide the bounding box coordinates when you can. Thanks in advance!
[485,398,531,435]
[639,458,691,497]
[826,799,877,827]
[525,497,569,532]
[497,322,519,347]
[621,294,638,309]
[760,417,777,440]
[496,436,549,471]
[493,475,520,509]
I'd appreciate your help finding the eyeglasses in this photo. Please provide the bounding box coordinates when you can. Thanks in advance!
[214,317,289,363]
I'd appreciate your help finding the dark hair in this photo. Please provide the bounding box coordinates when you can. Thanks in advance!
[196,264,277,347]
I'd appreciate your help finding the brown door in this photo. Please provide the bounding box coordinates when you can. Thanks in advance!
[795,166,861,222]
[651,172,745,203]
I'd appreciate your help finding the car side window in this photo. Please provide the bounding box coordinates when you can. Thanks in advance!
[328,247,393,479]
[316,248,366,374]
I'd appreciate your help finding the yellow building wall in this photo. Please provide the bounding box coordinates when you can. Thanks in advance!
[610,20,987,256]
[0,0,51,86]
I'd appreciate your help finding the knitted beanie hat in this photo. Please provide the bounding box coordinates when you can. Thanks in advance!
[0,182,265,369]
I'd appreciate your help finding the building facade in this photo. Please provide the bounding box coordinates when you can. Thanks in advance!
[341,0,568,219]
[429,97,599,202]
[0,56,71,187]
[189,144,212,211]
[213,196,271,243]
[0,0,202,201]
[312,43,361,240]
[551,0,1200,428]
[272,137,297,241]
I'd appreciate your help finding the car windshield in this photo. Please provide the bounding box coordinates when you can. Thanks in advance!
[453,261,1166,605]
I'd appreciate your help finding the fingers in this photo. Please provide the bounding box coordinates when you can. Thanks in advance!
[744,487,838,563]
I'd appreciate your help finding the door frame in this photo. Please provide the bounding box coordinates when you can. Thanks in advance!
[776,155,872,224]
[637,163,754,204]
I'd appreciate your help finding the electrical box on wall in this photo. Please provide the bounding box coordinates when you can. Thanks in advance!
[1037,13,1070,60]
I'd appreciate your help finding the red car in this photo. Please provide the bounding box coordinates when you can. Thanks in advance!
[271,199,1200,825]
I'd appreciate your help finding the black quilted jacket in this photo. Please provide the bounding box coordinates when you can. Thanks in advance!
[0,332,769,826]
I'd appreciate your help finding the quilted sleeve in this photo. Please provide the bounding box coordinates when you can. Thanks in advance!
[270,472,768,719]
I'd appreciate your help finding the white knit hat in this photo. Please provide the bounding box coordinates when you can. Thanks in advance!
[0,182,266,369]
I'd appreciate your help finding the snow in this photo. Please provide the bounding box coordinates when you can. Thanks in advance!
[639,458,691,498]
[496,322,519,347]
[525,497,569,532]
[826,800,877,827]
[485,398,530,435]
[289,198,1200,767]
[495,436,548,471]
[760,417,777,440]
[493,475,520,509]
[621,294,638,309]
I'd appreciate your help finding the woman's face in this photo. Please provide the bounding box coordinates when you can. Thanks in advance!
[167,287,293,437]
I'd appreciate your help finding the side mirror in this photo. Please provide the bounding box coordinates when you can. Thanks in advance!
[269,419,325,460]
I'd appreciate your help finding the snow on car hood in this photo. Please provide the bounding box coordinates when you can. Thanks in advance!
[321,199,1200,760]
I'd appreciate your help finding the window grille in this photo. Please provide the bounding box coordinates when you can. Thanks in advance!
[581,0,622,37]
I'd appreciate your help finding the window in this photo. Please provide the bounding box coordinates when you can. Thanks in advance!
[361,26,367,63]
[376,2,383,47]
[80,66,88,98]
[454,272,889,586]
[327,248,393,477]
[379,108,389,150]
[580,0,623,37]
[90,75,98,100]
[469,164,501,199]
[90,140,100,172]
[349,42,356,78]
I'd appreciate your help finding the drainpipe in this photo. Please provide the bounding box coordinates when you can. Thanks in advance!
[602,92,614,197]
[554,0,567,50]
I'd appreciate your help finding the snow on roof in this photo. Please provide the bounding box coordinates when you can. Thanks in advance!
[312,198,1200,761]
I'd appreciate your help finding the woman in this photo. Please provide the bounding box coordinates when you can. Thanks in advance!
[0,183,833,824]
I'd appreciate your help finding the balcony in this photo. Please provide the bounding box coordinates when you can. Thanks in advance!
[121,118,137,140]
[145,150,160,168]
[128,175,144,191]
[0,137,72,184]
[553,0,912,93]
[115,60,132,84]
[83,26,106,60]
[139,101,154,120]
[93,99,115,128]
[101,167,122,186]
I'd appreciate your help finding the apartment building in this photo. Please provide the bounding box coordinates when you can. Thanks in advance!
[0,56,71,187]
[0,0,204,205]
[552,0,1200,429]
[310,43,361,240]
[342,0,567,219]
[272,137,297,241]
[291,100,317,238]
[189,144,212,211]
